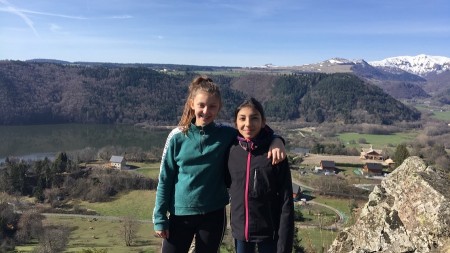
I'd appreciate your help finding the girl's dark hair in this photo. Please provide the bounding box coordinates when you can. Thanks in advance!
[234,97,266,123]
[178,75,222,133]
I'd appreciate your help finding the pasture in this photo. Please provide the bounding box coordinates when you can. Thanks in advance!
[15,188,353,253]
[80,190,155,221]
[299,227,338,253]
[15,215,159,253]
[338,132,418,148]
[415,105,450,122]
[430,110,450,121]
[129,162,161,179]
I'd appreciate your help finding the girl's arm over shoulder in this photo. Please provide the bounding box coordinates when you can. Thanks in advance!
[268,136,286,165]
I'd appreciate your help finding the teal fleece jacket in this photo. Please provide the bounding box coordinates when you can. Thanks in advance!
[153,121,236,231]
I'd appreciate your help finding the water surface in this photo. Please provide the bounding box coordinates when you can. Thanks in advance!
[0,124,170,162]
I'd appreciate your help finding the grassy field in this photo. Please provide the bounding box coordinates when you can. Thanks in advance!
[128,162,161,179]
[312,196,354,224]
[415,105,450,121]
[338,132,418,148]
[299,227,338,252]
[80,190,155,221]
[17,215,159,253]
[297,204,338,226]
[430,110,450,121]
[15,188,350,253]
[26,193,347,252]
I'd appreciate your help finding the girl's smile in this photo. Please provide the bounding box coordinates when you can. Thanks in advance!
[190,91,221,126]
[236,106,265,139]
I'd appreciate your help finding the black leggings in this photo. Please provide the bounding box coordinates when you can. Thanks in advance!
[161,208,226,253]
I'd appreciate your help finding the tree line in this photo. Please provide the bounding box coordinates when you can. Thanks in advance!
[0,153,157,203]
[0,61,420,126]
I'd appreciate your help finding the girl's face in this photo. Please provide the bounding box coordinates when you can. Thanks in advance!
[190,91,221,126]
[235,106,265,139]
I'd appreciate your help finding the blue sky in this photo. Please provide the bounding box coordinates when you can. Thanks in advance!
[1,0,449,67]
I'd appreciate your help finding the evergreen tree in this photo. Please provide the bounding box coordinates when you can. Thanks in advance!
[34,157,52,189]
[8,161,29,195]
[53,152,68,174]
[51,152,69,187]
[292,226,305,252]
[311,143,325,154]
[394,143,410,166]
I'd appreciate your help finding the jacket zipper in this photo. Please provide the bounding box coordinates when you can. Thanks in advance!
[199,126,205,153]
[244,151,251,241]
[253,169,257,193]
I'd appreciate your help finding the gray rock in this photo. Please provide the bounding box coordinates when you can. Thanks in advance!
[328,156,450,253]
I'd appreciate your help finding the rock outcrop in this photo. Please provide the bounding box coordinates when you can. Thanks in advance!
[328,156,450,253]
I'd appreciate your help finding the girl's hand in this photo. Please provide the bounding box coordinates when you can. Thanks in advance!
[268,138,286,165]
[155,230,170,239]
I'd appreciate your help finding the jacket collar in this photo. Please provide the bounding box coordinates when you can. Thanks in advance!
[237,125,274,151]
[189,118,217,133]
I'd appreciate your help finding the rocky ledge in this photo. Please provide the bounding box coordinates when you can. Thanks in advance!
[328,156,450,253]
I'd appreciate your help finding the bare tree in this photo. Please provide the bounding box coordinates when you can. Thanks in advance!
[0,201,19,251]
[434,155,450,171]
[119,216,140,246]
[97,146,123,161]
[69,147,97,163]
[35,225,70,253]
[43,188,67,208]
[15,210,44,243]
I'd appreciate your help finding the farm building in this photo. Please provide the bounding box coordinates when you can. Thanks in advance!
[110,155,126,170]
[362,162,383,176]
[318,160,335,173]
[360,145,384,160]
[383,158,396,169]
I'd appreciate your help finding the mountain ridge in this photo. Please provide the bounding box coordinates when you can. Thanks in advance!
[282,55,448,98]
[21,54,450,79]
[8,54,450,101]
[0,60,421,125]
[369,54,450,77]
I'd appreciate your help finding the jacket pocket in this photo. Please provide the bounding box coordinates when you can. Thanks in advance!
[250,168,270,198]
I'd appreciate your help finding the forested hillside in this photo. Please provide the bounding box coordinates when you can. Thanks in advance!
[0,60,420,125]
[260,74,421,124]
[0,61,243,124]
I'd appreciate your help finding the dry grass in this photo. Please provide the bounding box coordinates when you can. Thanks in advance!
[300,154,380,166]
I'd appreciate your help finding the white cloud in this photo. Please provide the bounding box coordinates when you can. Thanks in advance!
[0,0,39,36]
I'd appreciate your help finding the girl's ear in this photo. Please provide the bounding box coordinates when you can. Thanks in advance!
[262,119,266,128]
[189,99,195,110]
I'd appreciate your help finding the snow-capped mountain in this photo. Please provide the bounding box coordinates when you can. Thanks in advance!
[326,58,357,64]
[369,54,450,77]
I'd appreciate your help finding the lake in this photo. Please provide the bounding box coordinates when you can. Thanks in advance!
[0,123,307,163]
[0,124,171,162]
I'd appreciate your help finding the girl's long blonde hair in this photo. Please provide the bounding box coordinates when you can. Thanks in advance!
[178,76,222,133]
